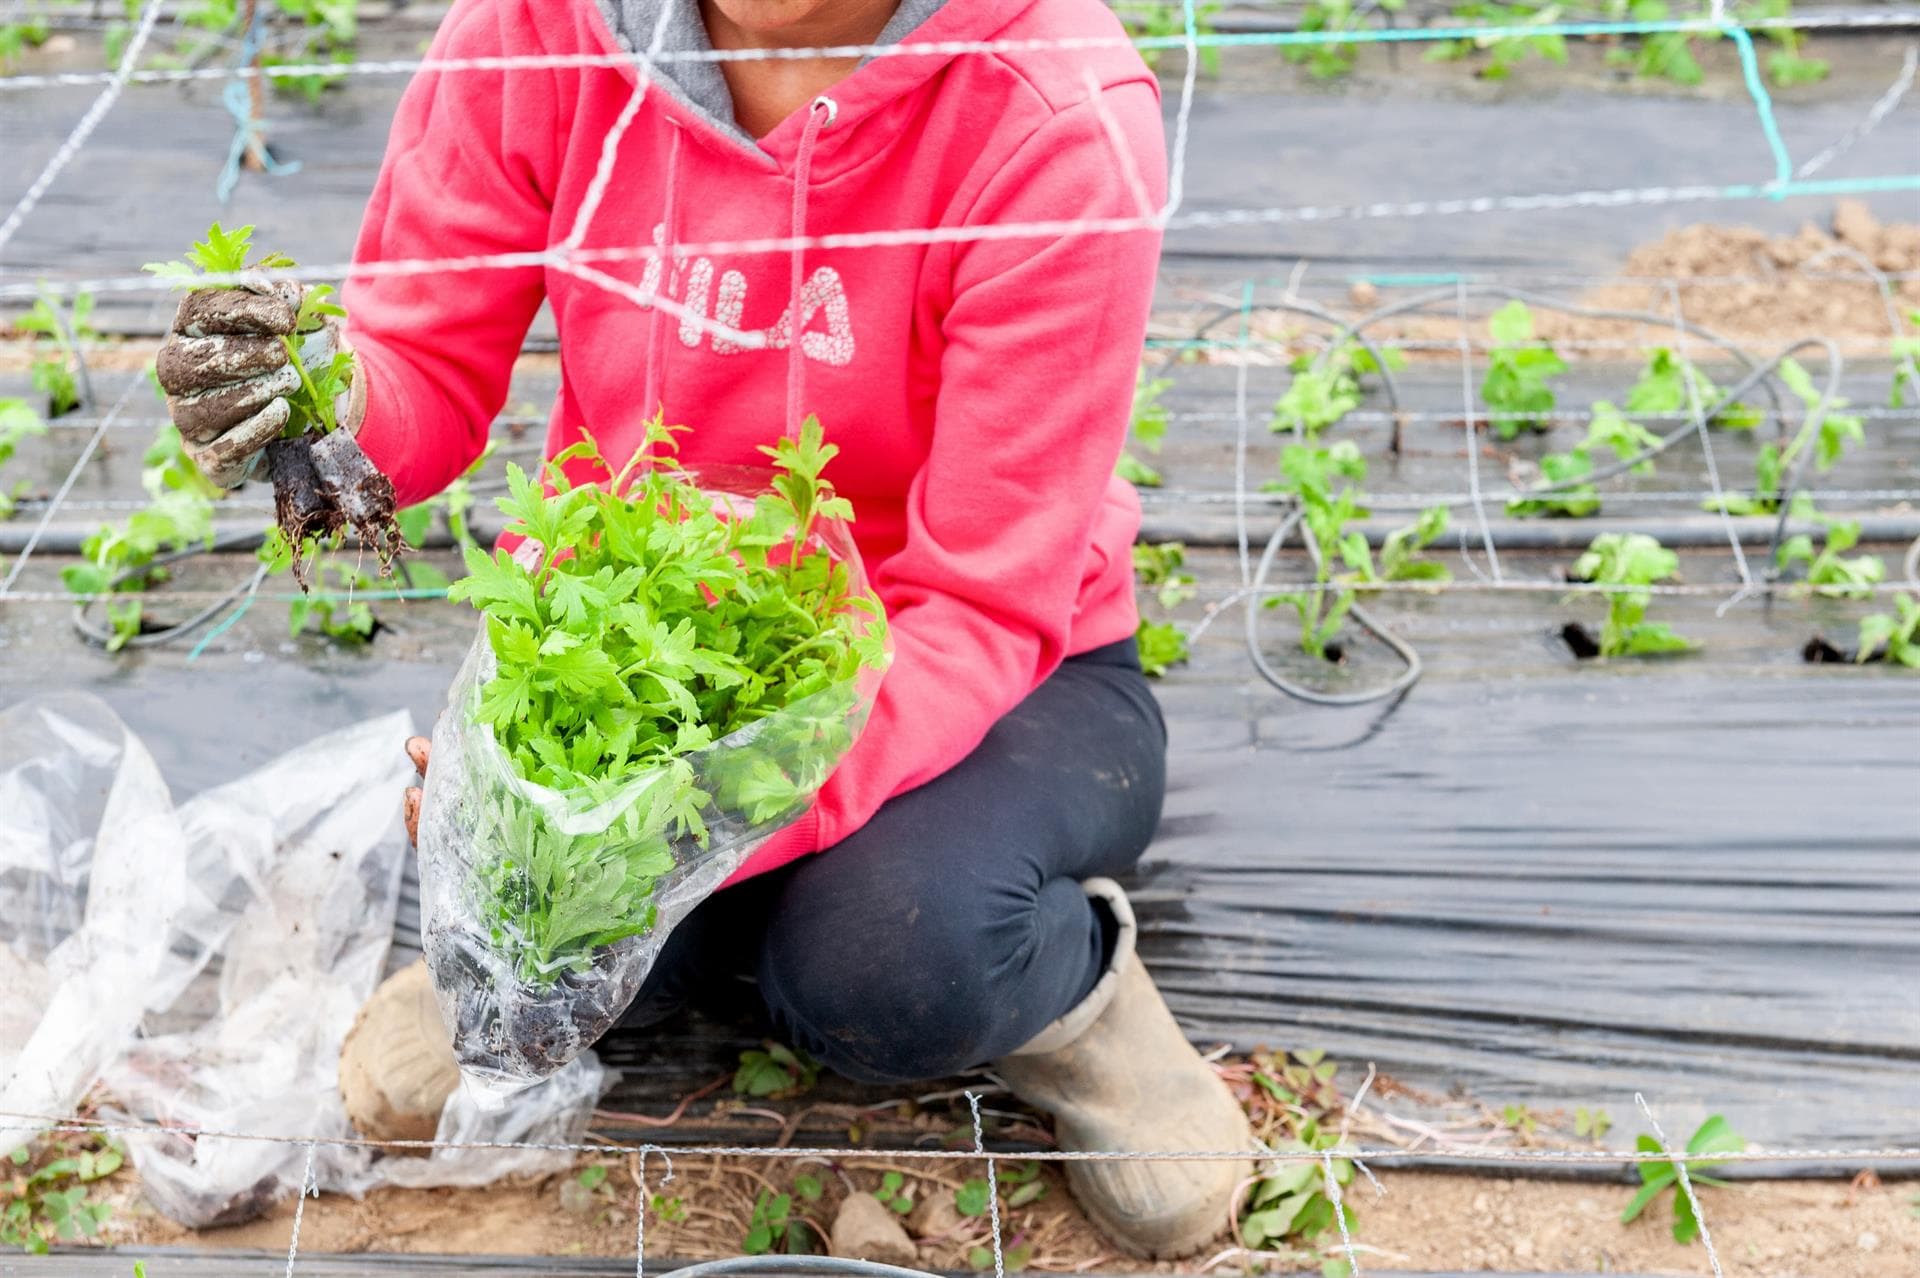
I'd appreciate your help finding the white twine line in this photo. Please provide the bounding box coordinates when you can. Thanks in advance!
[1634,1094,1725,1278]
[282,1140,318,1278]
[0,0,166,253]
[4,9,1920,90]
[1664,280,1754,602]
[1452,281,1499,582]
[1322,1149,1360,1277]
[1793,44,1918,181]
[10,166,1920,305]
[967,1092,1006,1278]
[0,369,147,596]
[10,1106,1920,1165]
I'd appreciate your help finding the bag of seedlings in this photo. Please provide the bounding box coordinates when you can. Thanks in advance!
[417,417,890,1099]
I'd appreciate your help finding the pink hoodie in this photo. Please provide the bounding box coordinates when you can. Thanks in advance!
[345,0,1167,881]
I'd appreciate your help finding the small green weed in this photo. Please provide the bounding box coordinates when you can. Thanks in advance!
[2,1135,125,1254]
[967,1241,1035,1272]
[872,1171,914,1216]
[1745,0,1828,85]
[651,1193,687,1223]
[1117,367,1174,488]
[1856,594,1920,667]
[956,1162,1046,1218]
[1136,620,1190,677]
[1239,1117,1357,1258]
[1481,301,1567,439]
[1571,533,1692,657]
[1501,1104,1539,1137]
[1620,1114,1744,1245]
[1575,1107,1613,1141]
[734,1042,820,1099]
[742,1188,816,1255]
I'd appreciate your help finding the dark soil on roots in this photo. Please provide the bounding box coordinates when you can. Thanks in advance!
[267,436,343,588]
[310,430,403,570]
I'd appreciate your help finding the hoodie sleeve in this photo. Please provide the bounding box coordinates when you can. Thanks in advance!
[739,79,1167,878]
[342,0,558,507]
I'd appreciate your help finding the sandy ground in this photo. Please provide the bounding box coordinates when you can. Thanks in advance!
[108,1159,1920,1276]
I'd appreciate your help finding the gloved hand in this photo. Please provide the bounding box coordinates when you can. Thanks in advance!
[153,276,346,488]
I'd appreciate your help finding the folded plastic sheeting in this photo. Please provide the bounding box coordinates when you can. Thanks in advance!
[0,694,607,1228]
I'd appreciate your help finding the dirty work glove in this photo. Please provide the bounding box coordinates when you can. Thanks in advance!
[154,276,350,488]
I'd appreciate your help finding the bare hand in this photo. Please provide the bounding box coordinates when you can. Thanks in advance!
[403,734,431,847]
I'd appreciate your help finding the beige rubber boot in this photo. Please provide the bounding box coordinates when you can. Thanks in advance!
[992,879,1254,1260]
[338,959,460,1146]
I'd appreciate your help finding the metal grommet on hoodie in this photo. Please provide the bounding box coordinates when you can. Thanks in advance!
[811,95,839,127]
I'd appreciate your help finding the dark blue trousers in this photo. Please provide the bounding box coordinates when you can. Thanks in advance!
[616,637,1166,1084]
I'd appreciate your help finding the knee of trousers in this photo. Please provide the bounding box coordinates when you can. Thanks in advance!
[755,900,1027,1086]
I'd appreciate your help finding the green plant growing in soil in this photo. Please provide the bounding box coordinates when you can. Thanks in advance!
[1480,301,1567,439]
[1576,1107,1613,1141]
[1501,1103,1540,1137]
[172,0,360,102]
[2,1135,124,1254]
[60,423,221,651]
[1891,311,1920,408]
[1114,0,1222,74]
[0,398,46,521]
[1116,366,1173,487]
[1603,0,1720,87]
[1856,594,1920,667]
[873,1171,915,1215]
[1620,1114,1744,1245]
[1272,340,1404,439]
[445,416,888,983]
[1286,0,1401,80]
[1239,1117,1358,1262]
[146,222,401,587]
[15,290,98,418]
[1265,442,1451,660]
[1571,532,1692,657]
[956,1161,1047,1220]
[743,1188,818,1255]
[1745,0,1829,85]
[734,1042,820,1099]
[1424,1,1568,79]
[1134,539,1195,677]
[651,1193,688,1223]
[0,17,51,70]
[1705,357,1863,515]
[1624,348,1760,429]
[1776,508,1884,600]
[1507,401,1662,518]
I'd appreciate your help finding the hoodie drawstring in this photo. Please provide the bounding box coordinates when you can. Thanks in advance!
[785,95,836,439]
[642,123,684,419]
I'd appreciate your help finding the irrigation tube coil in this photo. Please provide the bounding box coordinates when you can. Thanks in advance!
[1244,506,1423,708]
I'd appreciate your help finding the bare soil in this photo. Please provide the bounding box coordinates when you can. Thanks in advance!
[109,1159,1920,1276]
[1172,202,1920,362]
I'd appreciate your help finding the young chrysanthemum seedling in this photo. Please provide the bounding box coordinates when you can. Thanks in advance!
[1568,532,1693,659]
[145,221,402,588]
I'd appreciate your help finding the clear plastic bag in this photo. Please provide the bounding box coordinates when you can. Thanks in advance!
[0,695,608,1227]
[417,466,888,1101]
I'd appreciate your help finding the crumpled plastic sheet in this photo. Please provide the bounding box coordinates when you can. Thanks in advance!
[0,693,608,1229]
[417,477,885,1104]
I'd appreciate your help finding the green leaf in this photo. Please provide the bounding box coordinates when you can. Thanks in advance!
[955,1180,991,1218]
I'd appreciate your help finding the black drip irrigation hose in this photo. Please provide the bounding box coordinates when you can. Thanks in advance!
[69,530,269,649]
[1244,506,1423,706]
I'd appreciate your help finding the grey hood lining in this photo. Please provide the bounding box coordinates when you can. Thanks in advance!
[596,0,951,156]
